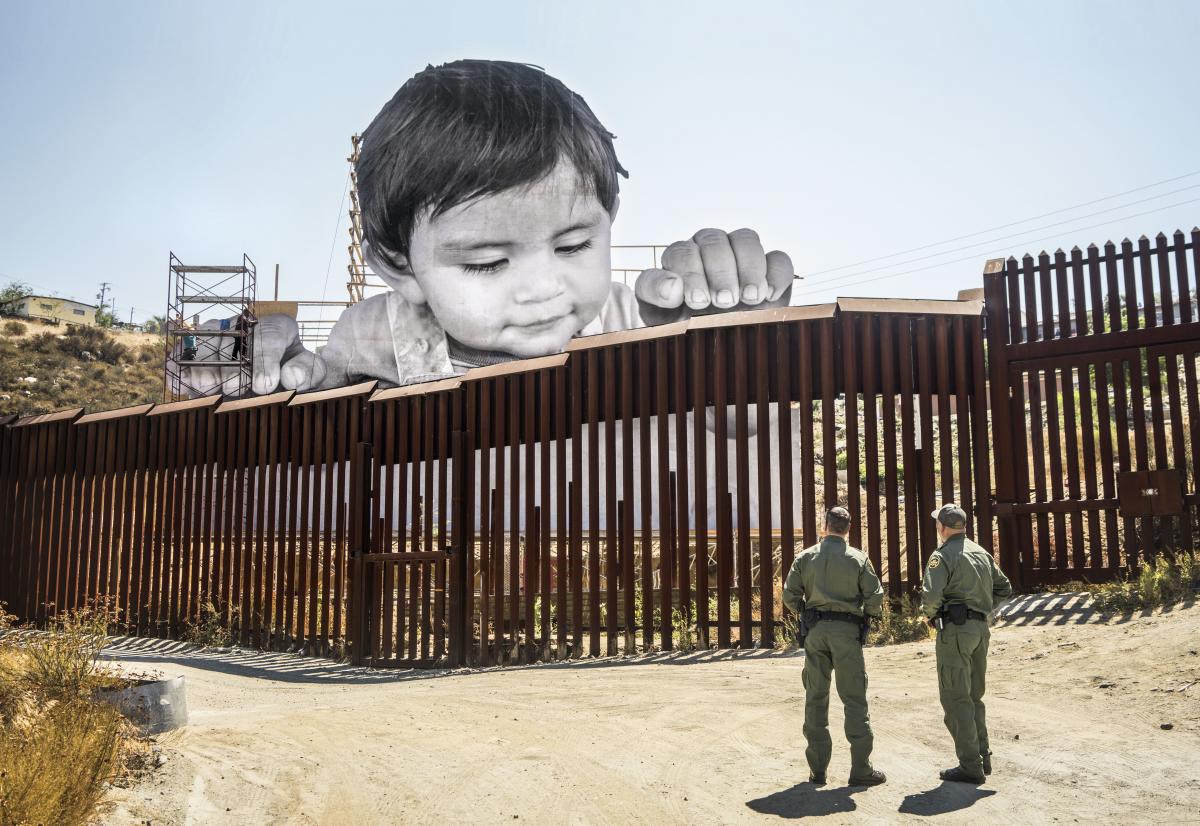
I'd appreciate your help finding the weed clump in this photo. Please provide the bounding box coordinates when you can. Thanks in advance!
[1091,552,1199,614]
[869,595,931,646]
[7,606,112,706]
[182,601,232,648]
[1,320,25,337]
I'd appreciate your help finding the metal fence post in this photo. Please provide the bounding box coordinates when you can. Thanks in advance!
[983,257,1023,590]
[349,441,373,666]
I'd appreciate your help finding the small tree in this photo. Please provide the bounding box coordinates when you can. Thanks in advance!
[94,307,117,328]
[0,280,32,314]
[143,314,167,334]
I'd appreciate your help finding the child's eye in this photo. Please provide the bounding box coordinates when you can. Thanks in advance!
[462,259,507,274]
[556,240,593,256]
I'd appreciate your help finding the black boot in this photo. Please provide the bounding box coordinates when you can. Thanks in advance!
[808,771,826,785]
[848,769,887,786]
[940,766,985,784]
[982,752,992,775]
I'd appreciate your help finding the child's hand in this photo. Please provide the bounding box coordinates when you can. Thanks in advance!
[635,228,794,324]
[176,313,325,397]
[251,314,326,395]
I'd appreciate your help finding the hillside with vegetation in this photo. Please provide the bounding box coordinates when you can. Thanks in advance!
[0,319,164,418]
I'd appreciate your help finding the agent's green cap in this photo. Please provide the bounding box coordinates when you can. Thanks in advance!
[931,503,968,529]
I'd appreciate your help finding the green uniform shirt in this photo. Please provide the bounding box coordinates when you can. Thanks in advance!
[782,536,885,619]
[920,534,1013,618]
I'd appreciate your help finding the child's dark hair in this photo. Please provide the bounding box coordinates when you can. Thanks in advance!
[359,59,628,259]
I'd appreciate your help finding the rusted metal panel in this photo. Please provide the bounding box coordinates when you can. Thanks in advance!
[1118,470,1185,517]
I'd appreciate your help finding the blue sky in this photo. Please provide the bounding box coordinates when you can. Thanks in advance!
[1,1,1198,322]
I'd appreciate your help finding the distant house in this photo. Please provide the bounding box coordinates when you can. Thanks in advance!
[3,295,97,326]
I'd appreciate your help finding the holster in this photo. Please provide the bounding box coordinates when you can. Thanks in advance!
[858,617,871,645]
[795,607,811,648]
[947,603,969,625]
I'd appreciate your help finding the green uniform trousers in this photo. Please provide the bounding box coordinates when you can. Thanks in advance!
[936,619,990,778]
[802,620,873,777]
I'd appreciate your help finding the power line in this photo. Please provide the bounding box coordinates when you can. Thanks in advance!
[793,196,1200,297]
[800,168,1200,279]
[318,171,352,325]
[802,182,1200,291]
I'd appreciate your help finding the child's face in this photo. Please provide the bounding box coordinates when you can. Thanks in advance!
[405,160,615,358]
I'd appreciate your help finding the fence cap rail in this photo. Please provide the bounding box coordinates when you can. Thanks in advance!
[149,395,221,417]
[566,320,689,350]
[217,389,295,414]
[688,303,837,329]
[460,352,569,383]
[837,296,983,316]
[0,413,16,427]
[13,407,84,427]
[289,380,377,406]
[76,403,155,425]
[371,376,461,402]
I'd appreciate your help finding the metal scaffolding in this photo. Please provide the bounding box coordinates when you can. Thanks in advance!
[164,252,257,400]
[346,134,389,304]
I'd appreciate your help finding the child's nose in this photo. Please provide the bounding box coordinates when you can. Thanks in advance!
[512,259,567,304]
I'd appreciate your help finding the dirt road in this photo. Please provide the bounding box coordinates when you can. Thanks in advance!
[102,595,1200,825]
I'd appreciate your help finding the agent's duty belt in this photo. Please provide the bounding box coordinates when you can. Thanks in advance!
[802,608,864,625]
[937,604,988,624]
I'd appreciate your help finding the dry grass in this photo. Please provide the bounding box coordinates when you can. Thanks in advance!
[0,322,163,416]
[0,603,147,826]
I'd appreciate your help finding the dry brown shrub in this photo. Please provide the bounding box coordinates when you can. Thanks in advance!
[0,601,139,826]
[0,699,123,826]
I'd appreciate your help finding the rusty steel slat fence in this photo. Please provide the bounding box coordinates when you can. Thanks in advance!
[1,301,992,667]
[987,229,1200,590]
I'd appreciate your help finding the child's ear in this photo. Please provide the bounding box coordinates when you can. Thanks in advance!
[363,239,428,305]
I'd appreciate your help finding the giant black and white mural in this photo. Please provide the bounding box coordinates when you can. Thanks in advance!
[175,59,794,397]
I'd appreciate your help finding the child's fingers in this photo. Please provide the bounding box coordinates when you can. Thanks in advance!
[187,366,220,395]
[728,228,768,305]
[634,267,685,308]
[219,369,242,398]
[765,250,795,302]
[661,241,710,309]
[280,351,327,392]
[252,314,301,395]
[691,228,740,308]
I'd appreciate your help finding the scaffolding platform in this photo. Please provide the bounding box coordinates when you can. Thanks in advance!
[164,252,257,400]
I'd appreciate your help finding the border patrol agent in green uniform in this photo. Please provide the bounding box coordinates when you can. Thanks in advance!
[921,503,1013,784]
[783,506,886,787]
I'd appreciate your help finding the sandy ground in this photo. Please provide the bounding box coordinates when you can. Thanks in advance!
[99,595,1200,826]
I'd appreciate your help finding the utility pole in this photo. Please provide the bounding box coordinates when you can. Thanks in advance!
[274,264,280,301]
[97,282,111,321]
